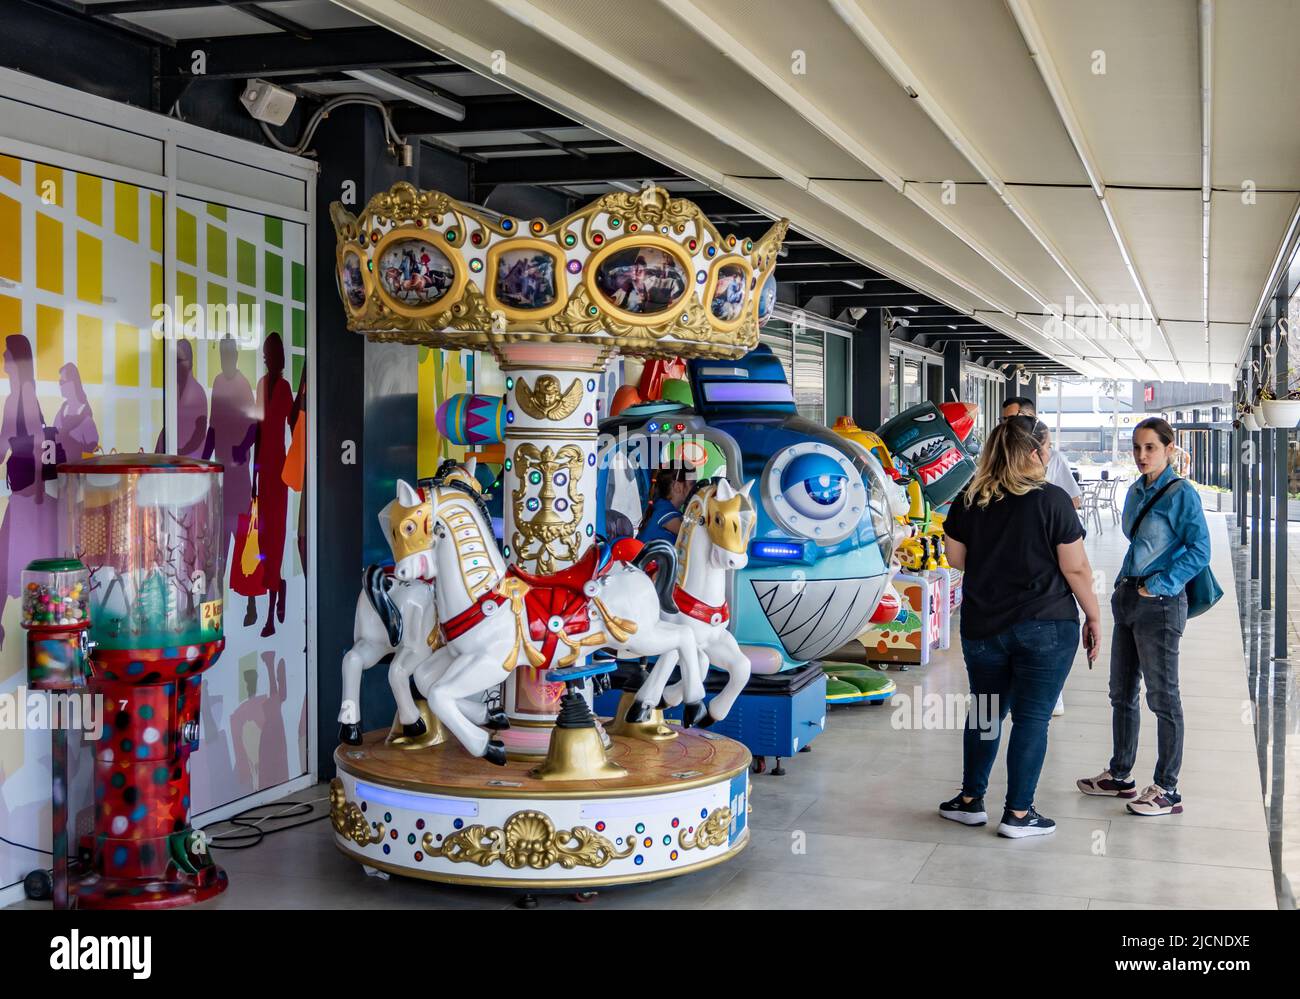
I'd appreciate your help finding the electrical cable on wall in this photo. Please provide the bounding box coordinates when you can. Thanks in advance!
[258,94,409,162]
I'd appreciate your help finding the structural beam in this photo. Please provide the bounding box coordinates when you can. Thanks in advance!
[158,26,444,79]
[851,308,891,429]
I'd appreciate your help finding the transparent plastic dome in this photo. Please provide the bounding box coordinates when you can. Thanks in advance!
[59,454,224,651]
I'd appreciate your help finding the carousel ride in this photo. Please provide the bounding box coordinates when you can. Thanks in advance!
[328,182,787,891]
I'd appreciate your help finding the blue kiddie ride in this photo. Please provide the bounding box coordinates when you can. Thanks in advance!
[592,345,903,773]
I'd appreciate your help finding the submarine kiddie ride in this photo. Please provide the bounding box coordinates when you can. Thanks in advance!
[589,344,913,770]
[328,181,790,893]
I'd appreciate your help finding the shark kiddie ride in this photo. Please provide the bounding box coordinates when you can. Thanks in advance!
[842,402,977,672]
[327,182,784,892]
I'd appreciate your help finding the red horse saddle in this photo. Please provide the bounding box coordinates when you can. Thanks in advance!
[442,545,628,666]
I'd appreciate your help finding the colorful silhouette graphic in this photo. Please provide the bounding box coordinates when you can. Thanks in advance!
[1,335,60,649]
[154,339,208,457]
[240,331,293,638]
[53,363,98,462]
[208,337,258,573]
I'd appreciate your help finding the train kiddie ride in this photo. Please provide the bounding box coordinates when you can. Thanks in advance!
[328,182,787,891]
[839,402,976,671]
[24,455,228,908]
[591,345,910,770]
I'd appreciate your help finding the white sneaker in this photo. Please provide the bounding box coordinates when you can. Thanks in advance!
[1052,694,1065,717]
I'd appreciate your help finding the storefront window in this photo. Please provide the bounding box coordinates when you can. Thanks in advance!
[794,330,825,425]
[903,358,922,410]
[760,323,794,383]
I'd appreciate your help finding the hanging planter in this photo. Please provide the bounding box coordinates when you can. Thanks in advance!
[1260,397,1300,429]
[1241,410,1261,432]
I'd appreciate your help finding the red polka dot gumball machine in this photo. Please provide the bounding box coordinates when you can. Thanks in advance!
[59,454,228,908]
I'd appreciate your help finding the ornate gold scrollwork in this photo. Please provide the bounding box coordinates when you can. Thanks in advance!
[421,810,634,870]
[331,182,787,357]
[678,806,732,851]
[330,778,385,846]
[514,375,584,422]
[510,443,586,574]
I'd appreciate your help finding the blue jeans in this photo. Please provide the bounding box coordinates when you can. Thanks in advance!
[1108,583,1187,791]
[961,620,1079,811]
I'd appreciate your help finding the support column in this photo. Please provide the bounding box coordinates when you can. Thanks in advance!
[942,340,963,403]
[1252,341,1262,580]
[1018,372,1037,408]
[1238,374,1248,547]
[1263,423,1272,607]
[852,308,890,428]
[495,342,611,754]
[1276,327,1289,660]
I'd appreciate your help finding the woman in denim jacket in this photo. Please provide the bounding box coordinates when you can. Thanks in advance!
[1077,417,1210,817]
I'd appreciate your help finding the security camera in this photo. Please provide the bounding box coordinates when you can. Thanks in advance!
[241,79,297,126]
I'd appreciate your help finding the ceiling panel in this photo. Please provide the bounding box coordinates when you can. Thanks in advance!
[1209,190,1299,324]
[1105,188,1202,322]
[846,0,1089,185]
[118,7,279,39]
[1165,320,1247,365]
[1005,185,1140,309]
[1211,0,1300,190]
[416,71,516,97]
[500,0,878,182]
[906,182,1081,310]
[261,0,376,30]
[815,179,1043,315]
[331,0,1300,384]
[672,0,983,184]
[396,0,776,179]
[1025,0,1201,188]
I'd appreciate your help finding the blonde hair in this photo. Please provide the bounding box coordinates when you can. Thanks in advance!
[963,416,1047,509]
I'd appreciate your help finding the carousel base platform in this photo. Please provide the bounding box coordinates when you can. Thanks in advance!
[331,724,751,889]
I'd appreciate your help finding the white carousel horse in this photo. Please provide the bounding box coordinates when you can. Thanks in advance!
[627,478,758,727]
[337,466,505,745]
[406,459,701,765]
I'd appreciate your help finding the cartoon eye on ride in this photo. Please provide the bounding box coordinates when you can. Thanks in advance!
[761,443,865,543]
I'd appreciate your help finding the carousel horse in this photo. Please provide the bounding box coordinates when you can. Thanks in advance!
[626,478,757,727]
[406,458,702,765]
[337,465,506,745]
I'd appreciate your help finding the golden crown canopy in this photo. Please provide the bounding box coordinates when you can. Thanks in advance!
[331,182,789,360]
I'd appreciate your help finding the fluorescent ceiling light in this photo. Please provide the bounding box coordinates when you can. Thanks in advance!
[345,69,466,122]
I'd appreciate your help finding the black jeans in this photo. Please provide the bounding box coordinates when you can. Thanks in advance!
[961,619,1079,811]
[1108,582,1187,791]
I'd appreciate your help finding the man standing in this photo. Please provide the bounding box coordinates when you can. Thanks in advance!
[1001,397,1081,510]
[1000,397,1082,717]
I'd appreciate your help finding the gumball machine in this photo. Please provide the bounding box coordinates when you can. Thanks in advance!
[59,454,227,908]
[21,558,91,908]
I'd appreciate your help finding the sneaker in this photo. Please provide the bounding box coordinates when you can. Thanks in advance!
[1126,785,1183,817]
[938,793,988,826]
[1052,694,1065,717]
[997,806,1056,839]
[1076,769,1137,798]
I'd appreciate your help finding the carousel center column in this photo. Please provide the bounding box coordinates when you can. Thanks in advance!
[496,339,613,756]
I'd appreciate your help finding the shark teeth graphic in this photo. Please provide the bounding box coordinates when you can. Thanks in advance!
[750,575,888,662]
[917,446,962,485]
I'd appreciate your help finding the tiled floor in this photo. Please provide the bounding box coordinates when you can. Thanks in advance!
[13,508,1279,910]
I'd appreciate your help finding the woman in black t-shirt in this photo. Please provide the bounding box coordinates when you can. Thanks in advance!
[937,416,1101,840]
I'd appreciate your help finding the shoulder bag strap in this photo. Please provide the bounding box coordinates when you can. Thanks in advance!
[1129,477,1181,539]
